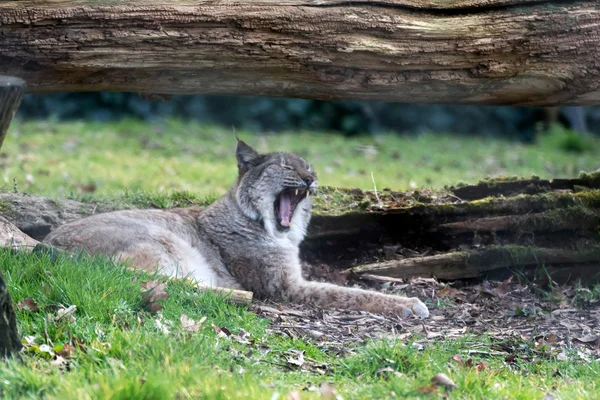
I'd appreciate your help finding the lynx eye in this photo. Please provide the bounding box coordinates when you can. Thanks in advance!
[283,165,294,171]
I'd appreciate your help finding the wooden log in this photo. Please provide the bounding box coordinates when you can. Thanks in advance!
[0,272,21,358]
[192,283,253,306]
[0,1,599,105]
[0,216,39,251]
[349,246,600,281]
[0,76,25,150]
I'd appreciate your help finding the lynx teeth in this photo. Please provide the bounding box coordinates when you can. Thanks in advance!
[295,189,298,195]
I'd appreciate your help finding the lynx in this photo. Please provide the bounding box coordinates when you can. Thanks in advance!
[44,140,429,318]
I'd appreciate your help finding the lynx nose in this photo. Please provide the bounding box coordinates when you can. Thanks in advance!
[303,176,315,187]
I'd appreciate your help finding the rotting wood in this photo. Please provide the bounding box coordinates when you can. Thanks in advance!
[0,1,599,106]
[0,76,25,150]
[349,246,600,281]
[0,272,21,358]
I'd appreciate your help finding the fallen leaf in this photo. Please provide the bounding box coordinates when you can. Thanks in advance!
[475,361,489,372]
[57,344,75,359]
[287,350,305,368]
[148,303,163,313]
[319,382,338,400]
[212,325,229,338]
[450,354,463,366]
[17,297,39,312]
[55,305,77,323]
[51,355,68,367]
[438,287,461,298]
[505,354,516,364]
[288,391,302,400]
[431,373,457,390]
[141,280,169,303]
[416,384,438,395]
[574,334,598,344]
[180,314,205,332]
[495,276,514,297]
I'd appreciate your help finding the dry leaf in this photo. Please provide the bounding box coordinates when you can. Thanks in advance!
[180,314,205,332]
[57,344,75,359]
[17,297,39,312]
[148,303,164,313]
[141,280,169,303]
[574,334,598,344]
[475,361,489,372]
[319,382,338,400]
[431,373,457,390]
[56,305,77,323]
[212,325,229,338]
[288,391,302,400]
[495,276,514,297]
[416,384,438,395]
[438,287,461,298]
[51,356,68,367]
[450,354,463,366]
[287,350,305,367]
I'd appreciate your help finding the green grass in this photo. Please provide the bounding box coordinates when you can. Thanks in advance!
[2,119,598,198]
[1,249,598,399]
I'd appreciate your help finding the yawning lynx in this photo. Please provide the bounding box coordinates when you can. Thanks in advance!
[44,140,429,318]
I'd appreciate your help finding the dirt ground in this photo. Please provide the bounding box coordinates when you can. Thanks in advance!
[251,276,600,362]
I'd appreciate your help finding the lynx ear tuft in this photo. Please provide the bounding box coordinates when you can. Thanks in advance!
[236,139,260,171]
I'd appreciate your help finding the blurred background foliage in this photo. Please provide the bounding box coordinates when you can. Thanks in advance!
[18,93,600,140]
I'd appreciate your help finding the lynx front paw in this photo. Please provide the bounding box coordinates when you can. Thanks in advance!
[400,298,429,319]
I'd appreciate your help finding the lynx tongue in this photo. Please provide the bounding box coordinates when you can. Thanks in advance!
[279,192,292,227]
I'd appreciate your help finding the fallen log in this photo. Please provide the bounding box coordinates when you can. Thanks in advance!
[1,216,39,251]
[0,1,599,105]
[1,173,599,283]
[0,272,21,358]
[350,246,600,281]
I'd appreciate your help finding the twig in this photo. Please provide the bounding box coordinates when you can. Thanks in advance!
[371,172,382,207]
[13,177,17,193]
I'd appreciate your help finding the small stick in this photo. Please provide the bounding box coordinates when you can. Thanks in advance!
[184,279,253,305]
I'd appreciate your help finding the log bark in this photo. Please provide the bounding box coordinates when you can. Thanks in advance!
[0,272,21,358]
[0,1,599,106]
[350,246,600,281]
[0,76,25,150]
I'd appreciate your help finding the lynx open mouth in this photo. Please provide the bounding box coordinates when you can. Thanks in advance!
[275,188,309,229]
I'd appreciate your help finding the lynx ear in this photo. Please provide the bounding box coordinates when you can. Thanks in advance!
[236,139,260,171]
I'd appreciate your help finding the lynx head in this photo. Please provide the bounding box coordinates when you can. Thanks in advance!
[234,139,317,242]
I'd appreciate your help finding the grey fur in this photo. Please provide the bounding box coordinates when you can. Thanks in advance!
[44,140,429,318]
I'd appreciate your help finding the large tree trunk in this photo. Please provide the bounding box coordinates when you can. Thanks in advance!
[0,1,599,106]
[1,172,599,283]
